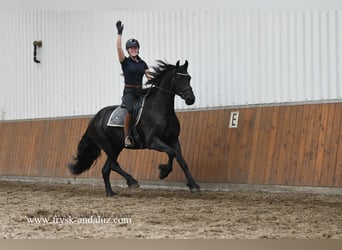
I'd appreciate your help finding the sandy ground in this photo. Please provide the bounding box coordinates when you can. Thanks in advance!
[0,180,341,239]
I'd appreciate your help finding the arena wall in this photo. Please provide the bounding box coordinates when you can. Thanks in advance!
[1,102,341,187]
[1,9,342,188]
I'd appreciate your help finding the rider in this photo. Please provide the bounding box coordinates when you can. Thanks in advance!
[116,20,151,148]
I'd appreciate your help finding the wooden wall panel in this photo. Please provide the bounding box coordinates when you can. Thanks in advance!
[0,102,341,188]
[329,104,342,186]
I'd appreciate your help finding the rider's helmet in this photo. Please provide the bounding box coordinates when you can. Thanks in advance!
[125,38,140,50]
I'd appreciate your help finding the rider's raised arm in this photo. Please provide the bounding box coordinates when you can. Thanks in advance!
[116,21,125,63]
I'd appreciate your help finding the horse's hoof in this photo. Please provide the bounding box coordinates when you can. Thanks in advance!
[190,187,201,193]
[159,165,171,179]
[187,183,200,193]
[127,178,140,188]
[106,191,118,197]
[129,182,140,188]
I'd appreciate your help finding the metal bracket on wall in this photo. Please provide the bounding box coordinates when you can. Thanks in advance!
[33,40,42,63]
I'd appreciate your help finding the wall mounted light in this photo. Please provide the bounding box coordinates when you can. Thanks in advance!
[33,40,42,63]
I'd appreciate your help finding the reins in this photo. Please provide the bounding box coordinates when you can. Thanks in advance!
[151,85,175,95]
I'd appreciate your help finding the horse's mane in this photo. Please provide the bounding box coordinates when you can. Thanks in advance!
[147,60,176,87]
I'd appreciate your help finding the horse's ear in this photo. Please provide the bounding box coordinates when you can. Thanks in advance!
[184,60,188,70]
[176,60,180,68]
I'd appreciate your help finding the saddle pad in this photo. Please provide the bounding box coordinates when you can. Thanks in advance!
[107,107,126,127]
[107,96,146,127]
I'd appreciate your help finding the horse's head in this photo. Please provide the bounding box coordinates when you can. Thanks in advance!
[173,60,195,105]
[149,60,195,105]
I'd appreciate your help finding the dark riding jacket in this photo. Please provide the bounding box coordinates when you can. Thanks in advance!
[121,56,148,113]
[121,56,148,87]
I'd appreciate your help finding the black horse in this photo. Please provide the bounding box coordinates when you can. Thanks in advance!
[69,60,200,196]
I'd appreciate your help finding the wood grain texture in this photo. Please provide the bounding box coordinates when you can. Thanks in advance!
[0,102,341,187]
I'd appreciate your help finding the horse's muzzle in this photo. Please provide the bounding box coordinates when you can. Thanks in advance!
[184,92,195,105]
[185,95,195,105]
[181,87,195,105]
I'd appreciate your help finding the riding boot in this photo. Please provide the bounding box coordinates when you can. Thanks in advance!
[124,112,134,147]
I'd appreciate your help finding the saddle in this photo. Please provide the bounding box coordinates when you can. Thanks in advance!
[107,89,151,148]
[107,97,145,128]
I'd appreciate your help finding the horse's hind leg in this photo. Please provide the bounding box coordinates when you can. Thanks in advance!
[110,160,139,188]
[159,154,173,179]
[102,158,117,197]
[102,144,139,189]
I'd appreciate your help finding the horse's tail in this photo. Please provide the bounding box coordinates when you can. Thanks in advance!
[68,131,101,175]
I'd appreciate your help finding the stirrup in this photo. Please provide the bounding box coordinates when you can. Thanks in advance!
[124,136,134,147]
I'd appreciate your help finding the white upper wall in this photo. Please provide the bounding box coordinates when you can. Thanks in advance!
[1,6,342,120]
[3,0,342,11]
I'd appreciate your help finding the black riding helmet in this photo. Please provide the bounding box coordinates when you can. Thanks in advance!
[126,38,140,50]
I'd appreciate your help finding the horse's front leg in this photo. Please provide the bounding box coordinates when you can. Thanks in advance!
[150,138,200,192]
[171,140,200,192]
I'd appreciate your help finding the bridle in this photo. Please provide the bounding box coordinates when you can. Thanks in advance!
[151,72,193,99]
[175,72,190,77]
